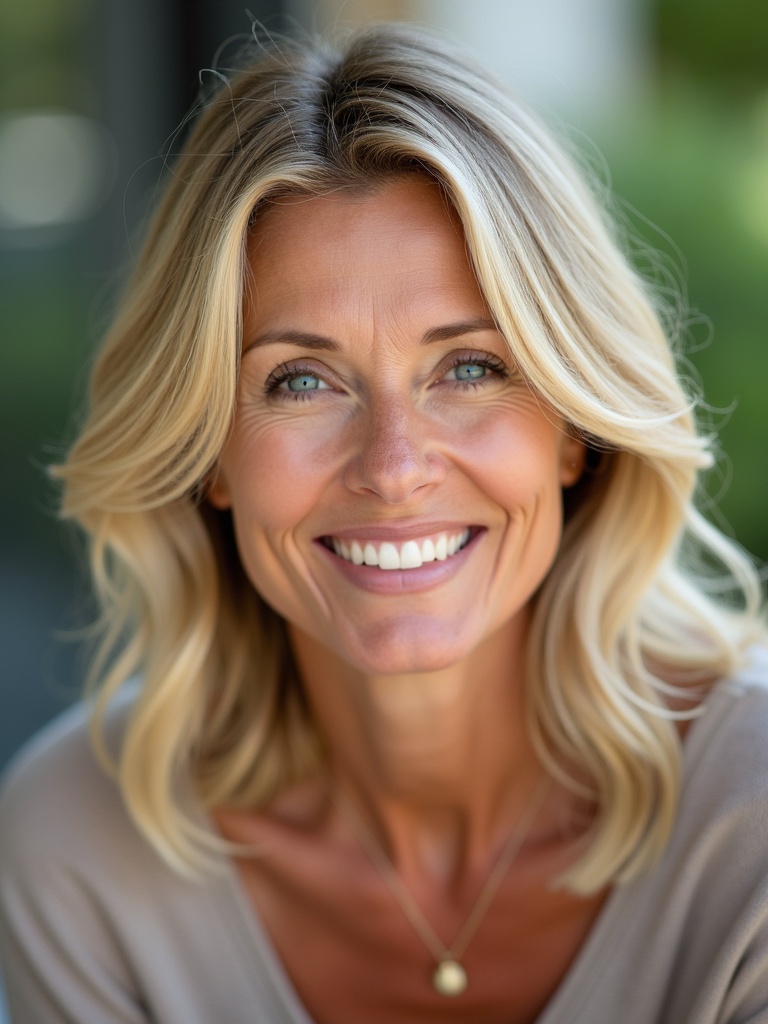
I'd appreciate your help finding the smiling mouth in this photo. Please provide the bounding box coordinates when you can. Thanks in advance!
[323,529,474,570]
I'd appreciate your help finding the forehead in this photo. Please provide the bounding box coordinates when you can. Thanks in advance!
[250,174,461,238]
[243,176,489,328]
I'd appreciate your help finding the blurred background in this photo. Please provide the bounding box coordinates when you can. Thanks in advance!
[1,0,767,790]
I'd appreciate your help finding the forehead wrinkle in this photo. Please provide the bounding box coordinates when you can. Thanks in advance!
[367,284,441,363]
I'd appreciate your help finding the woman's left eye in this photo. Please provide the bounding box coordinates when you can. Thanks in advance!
[447,362,489,381]
[443,354,507,385]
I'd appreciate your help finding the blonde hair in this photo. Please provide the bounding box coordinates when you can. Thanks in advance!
[56,23,765,891]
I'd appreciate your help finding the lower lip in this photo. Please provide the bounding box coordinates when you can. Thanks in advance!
[314,530,484,594]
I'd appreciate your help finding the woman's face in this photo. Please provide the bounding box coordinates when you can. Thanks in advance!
[210,176,584,675]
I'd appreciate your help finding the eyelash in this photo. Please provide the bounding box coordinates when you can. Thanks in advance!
[264,362,323,400]
[263,352,508,401]
[444,352,508,387]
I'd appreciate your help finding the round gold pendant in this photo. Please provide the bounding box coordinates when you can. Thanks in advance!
[432,958,468,996]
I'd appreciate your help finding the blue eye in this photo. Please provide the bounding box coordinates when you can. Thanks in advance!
[441,353,508,388]
[453,363,487,381]
[286,373,322,391]
[265,362,333,399]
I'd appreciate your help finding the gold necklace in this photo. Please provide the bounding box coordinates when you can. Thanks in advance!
[333,776,550,997]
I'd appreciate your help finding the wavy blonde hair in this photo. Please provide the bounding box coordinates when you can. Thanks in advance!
[56,23,765,891]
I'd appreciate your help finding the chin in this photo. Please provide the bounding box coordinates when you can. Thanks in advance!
[338,618,478,676]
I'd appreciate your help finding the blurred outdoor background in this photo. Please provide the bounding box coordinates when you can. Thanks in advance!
[1,0,766,771]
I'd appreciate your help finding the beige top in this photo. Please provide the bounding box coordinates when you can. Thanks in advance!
[2,653,768,1023]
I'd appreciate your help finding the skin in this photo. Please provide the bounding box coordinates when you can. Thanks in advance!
[211,177,605,1023]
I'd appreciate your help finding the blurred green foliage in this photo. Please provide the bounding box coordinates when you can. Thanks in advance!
[595,83,768,561]
[654,0,768,95]
[583,0,768,563]
[1,259,91,551]
[0,0,93,111]
[0,0,95,558]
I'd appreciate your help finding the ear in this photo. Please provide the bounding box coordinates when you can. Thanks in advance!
[206,465,232,510]
[559,435,587,488]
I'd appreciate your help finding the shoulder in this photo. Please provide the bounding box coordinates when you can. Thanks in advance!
[602,651,768,1021]
[0,686,169,921]
[670,647,768,885]
[684,646,768,793]
[0,690,169,1020]
[0,691,137,872]
[551,652,768,1023]
[0,693,288,1023]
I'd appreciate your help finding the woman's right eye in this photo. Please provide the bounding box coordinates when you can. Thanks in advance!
[282,373,326,392]
[264,363,333,399]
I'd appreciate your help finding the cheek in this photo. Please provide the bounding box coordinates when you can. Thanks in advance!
[454,409,566,513]
[223,420,341,531]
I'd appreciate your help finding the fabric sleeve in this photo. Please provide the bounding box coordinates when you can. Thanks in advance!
[0,710,149,1024]
[717,878,768,1024]
[0,852,148,1023]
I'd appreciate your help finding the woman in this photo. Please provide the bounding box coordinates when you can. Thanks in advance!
[1,22,766,1024]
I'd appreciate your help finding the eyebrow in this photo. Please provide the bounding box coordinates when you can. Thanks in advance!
[421,316,498,345]
[243,329,340,354]
[243,316,499,354]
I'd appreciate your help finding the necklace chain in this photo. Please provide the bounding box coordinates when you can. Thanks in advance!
[333,776,550,995]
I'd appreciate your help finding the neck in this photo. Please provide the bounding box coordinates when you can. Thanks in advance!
[289,613,545,880]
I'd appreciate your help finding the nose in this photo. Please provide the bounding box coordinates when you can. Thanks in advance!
[343,393,446,504]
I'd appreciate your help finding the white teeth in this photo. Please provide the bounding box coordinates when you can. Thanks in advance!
[378,542,400,570]
[400,541,423,569]
[364,543,378,566]
[330,529,471,570]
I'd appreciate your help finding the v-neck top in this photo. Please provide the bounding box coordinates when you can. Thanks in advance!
[2,652,768,1023]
